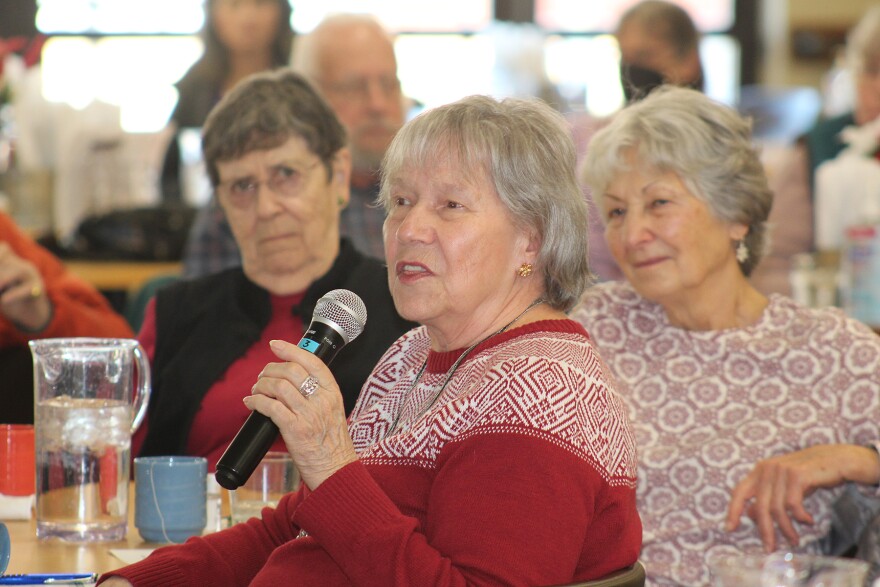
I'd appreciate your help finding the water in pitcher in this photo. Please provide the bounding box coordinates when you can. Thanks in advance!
[35,396,131,541]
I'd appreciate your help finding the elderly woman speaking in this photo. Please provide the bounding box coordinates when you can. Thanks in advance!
[571,86,880,587]
[100,96,641,585]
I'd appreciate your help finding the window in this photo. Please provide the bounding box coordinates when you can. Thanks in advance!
[291,0,491,33]
[41,36,201,131]
[534,0,734,32]
[35,0,207,132]
[36,0,204,34]
[33,0,743,130]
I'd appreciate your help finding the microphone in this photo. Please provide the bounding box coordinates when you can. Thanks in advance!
[214,289,367,490]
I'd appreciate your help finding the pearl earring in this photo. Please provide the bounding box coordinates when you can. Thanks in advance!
[736,240,749,263]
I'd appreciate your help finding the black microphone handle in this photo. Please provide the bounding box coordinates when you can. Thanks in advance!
[215,411,279,489]
[214,319,346,490]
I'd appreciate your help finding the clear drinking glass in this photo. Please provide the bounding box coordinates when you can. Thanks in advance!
[228,452,298,525]
[710,552,869,587]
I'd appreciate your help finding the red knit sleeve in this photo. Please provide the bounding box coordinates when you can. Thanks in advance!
[36,274,134,340]
[0,213,133,345]
[98,487,304,586]
[294,432,641,586]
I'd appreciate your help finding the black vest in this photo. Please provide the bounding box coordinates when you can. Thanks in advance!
[139,239,415,456]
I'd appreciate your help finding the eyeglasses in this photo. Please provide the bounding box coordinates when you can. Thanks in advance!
[217,160,321,209]
[321,76,402,103]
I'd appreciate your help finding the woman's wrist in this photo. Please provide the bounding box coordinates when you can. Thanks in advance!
[864,441,880,487]
[835,443,880,487]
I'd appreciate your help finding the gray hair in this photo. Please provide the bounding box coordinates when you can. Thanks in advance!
[582,85,772,276]
[291,13,394,81]
[379,95,591,311]
[847,6,880,76]
[201,69,347,187]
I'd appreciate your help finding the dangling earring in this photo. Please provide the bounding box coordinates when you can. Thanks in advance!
[736,240,749,263]
[517,263,533,278]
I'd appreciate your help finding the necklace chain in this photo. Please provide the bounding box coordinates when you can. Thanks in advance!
[386,297,545,437]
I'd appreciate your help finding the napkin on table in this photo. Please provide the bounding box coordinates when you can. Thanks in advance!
[109,548,155,565]
[0,493,33,520]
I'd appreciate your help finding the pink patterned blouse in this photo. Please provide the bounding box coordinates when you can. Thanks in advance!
[572,281,880,587]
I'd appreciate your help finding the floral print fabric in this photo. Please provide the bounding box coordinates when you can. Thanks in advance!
[572,281,880,586]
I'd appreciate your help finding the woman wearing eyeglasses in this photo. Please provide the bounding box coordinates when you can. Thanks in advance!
[132,69,414,467]
[162,0,295,204]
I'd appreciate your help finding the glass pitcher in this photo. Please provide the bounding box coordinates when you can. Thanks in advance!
[29,338,150,542]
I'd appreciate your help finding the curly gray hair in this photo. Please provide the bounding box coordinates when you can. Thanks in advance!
[581,85,772,276]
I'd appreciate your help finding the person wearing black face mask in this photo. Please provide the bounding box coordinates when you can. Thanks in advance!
[619,63,666,103]
[567,1,706,284]
[616,0,704,103]
[571,1,814,301]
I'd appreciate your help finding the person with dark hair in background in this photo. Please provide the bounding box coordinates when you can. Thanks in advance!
[570,1,705,286]
[132,69,413,468]
[182,13,405,277]
[161,0,294,204]
[575,0,811,298]
[615,0,704,103]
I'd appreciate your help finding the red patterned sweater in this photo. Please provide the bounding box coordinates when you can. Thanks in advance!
[102,319,640,586]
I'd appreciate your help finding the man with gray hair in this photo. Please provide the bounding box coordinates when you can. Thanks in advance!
[182,13,405,276]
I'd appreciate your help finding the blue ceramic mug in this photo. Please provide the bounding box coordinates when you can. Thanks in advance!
[134,456,207,544]
[0,522,9,573]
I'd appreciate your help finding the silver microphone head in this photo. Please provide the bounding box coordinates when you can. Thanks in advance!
[313,289,367,344]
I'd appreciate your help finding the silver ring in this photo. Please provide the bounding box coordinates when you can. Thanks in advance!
[299,375,319,398]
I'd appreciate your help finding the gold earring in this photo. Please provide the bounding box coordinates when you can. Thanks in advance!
[517,263,533,278]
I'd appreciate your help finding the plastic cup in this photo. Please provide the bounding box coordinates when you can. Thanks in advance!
[0,424,35,496]
[228,452,298,525]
